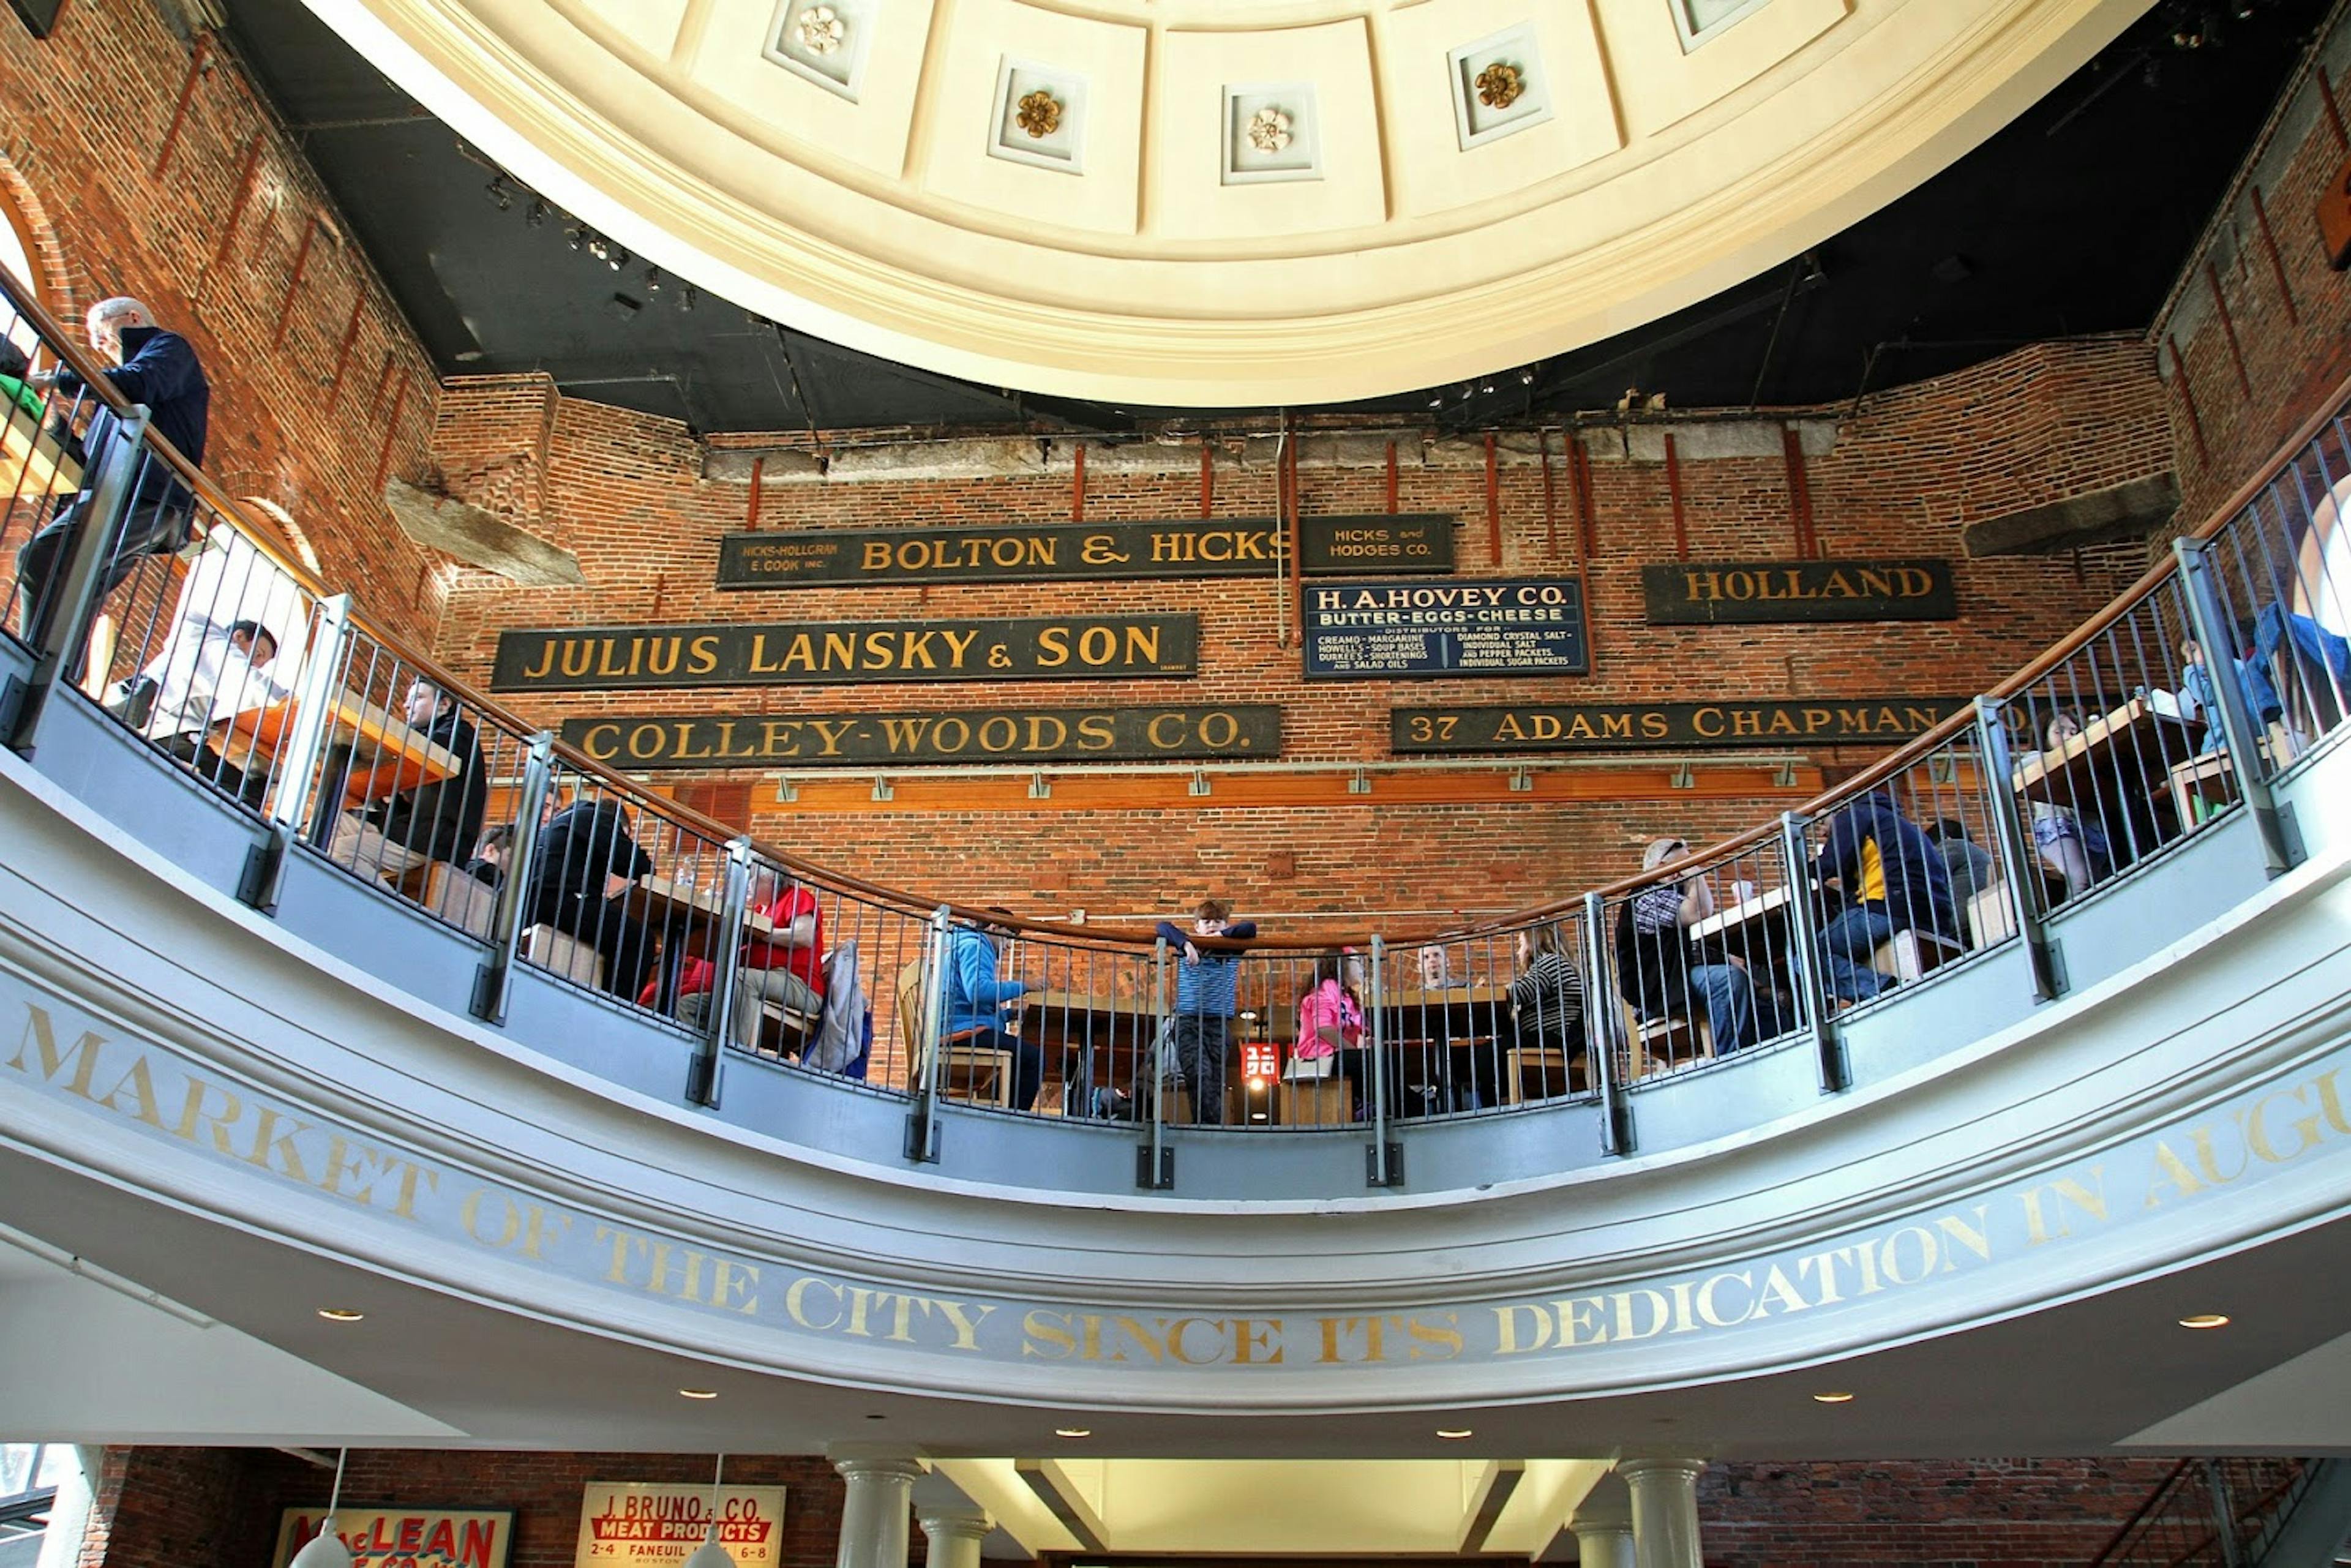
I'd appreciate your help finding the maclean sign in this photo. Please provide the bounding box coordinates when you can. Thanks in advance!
[716,515,1453,588]
[560,706,1281,768]
[490,616,1196,691]
[1642,559,1957,624]
[1392,698,1971,752]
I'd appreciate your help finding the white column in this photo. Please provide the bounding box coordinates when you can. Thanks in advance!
[1568,1474,1636,1568]
[834,1456,923,1568]
[918,1509,990,1568]
[1617,1458,1706,1568]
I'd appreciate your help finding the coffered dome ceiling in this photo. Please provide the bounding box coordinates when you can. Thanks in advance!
[305,0,2145,406]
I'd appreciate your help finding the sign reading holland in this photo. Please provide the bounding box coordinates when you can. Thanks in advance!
[716,515,1453,587]
[1302,579,1589,680]
[490,616,1196,692]
[575,1483,786,1568]
[1642,559,1957,625]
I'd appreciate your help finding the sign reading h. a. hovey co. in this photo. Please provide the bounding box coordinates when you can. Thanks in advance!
[271,1509,514,1568]
[491,615,1195,692]
[561,705,1280,768]
[1302,578,1588,679]
[574,1482,786,1568]
[1642,559,1957,625]
[718,514,1453,588]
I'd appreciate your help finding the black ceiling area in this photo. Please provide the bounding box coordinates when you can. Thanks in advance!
[220,0,2330,435]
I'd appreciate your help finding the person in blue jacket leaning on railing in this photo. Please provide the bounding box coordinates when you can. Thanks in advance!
[15,296,209,659]
[1155,898,1259,1125]
[1812,788,1957,1002]
[940,908,1042,1112]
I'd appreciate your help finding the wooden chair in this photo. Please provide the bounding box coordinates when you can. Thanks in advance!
[1278,1078,1352,1126]
[893,958,1013,1109]
[410,860,498,939]
[1619,1000,1712,1081]
[523,924,603,989]
[1503,1041,1585,1104]
[1872,928,1965,984]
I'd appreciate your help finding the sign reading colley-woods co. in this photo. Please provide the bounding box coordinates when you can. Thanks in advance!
[490,616,1196,692]
[560,705,1281,768]
[1642,559,1958,625]
[1393,697,1972,752]
[717,515,1454,588]
[1303,578,1588,679]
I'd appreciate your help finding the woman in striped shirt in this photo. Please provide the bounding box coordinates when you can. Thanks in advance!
[1508,920,1586,1069]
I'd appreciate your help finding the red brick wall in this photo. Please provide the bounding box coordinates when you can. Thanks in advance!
[1699,1457,2177,1567]
[2154,14,2351,528]
[0,0,446,637]
[428,341,2161,924]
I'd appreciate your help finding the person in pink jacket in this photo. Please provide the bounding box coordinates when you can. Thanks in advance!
[1293,952,1365,1116]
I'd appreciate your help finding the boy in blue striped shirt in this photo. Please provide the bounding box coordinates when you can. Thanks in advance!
[1155,898,1258,1125]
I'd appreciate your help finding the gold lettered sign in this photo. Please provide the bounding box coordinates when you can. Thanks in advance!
[271,1510,514,1568]
[561,705,1281,768]
[490,616,1196,692]
[716,515,1454,587]
[1393,697,1970,752]
[575,1482,786,1568]
[1643,560,1957,624]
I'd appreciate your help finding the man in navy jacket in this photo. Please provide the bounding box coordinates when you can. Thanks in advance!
[15,296,209,651]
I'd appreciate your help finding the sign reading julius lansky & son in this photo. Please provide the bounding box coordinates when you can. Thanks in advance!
[1642,559,1957,625]
[718,515,1453,588]
[561,705,1281,768]
[1392,697,1971,753]
[491,615,1196,692]
[1302,578,1588,680]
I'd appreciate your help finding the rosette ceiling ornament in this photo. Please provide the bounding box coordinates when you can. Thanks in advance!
[299,0,2148,406]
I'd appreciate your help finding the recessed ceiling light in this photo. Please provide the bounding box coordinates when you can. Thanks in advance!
[1436,1428,1474,1439]
[315,1308,366,1322]
[2179,1313,2232,1330]
[679,1388,719,1400]
[1054,1427,1091,1439]
[1812,1391,1856,1405]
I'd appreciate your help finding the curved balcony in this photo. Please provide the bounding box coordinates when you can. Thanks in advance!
[2,277,2350,1444]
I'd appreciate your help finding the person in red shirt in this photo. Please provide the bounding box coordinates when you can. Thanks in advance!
[652,869,826,1046]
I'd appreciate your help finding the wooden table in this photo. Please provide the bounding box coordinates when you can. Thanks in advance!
[1021,989,1164,1116]
[2011,695,2194,806]
[1,408,82,498]
[1684,884,1793,950]
[618,876,782,1014]
[224,689,460,831]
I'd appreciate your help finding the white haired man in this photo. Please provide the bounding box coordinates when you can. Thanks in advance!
[14,296,210,659]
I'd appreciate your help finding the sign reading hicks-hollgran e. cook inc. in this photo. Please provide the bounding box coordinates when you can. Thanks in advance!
[1302,578,1588,679]
[717,515,1453,588]
[1393,697,1971,752]
[1642,559,1957,625]
[560,705,1281,768]
[490,615,1196,692]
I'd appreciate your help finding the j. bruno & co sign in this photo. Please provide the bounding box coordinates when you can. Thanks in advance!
[561,705,1281,768]
[716,515,1453,587]
[492,615,1196,692]
[1642,560,1957,625]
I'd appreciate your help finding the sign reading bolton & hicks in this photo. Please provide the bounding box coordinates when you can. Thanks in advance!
[1642,560,1957,625]
[271,1509,514,1568]
[1393,697,1971,752]
[1302,579,1588,680]
[718,515,1453,588]
[490,616,1196,692]
[574,1482,786,1568]
[561,705,1281,768]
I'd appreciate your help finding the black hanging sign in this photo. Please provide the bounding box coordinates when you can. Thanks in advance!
[561,705,1281,768]
[490,615,1196,691]
[1642,560,1958,624]
[1302,579,1588,680]
[716,514,1453,588]
[1392,697,1971,753]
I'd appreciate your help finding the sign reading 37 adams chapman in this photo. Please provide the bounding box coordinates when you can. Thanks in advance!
[1643,559,1957,625]
[1394,697,1971,752]
[491,615,1195,692]
[717,515,1453,587]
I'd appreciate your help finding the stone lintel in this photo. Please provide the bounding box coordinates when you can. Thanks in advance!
[1963,470,2180,558]
[382,478,586,587]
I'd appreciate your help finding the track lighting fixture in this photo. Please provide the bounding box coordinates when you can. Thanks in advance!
[525,197,547,228]
[484,174,512,211]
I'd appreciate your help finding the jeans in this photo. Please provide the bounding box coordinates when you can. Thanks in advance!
[15,493,191,658]
[1170,1014,1231,1124]
[966,1025,1043,1112]
[1684,963,1753,1054]
[1820,906,1896,1000]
